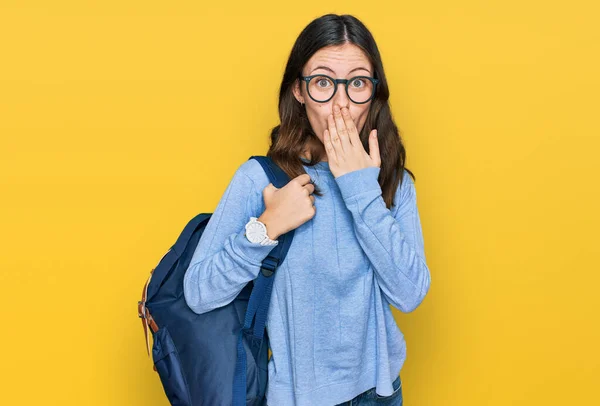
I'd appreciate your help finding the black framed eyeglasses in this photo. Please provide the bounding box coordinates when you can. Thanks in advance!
[299,74,380,104]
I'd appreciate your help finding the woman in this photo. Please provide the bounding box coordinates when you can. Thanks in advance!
[183,13,431,406]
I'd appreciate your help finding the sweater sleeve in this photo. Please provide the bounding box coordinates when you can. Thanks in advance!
[183,161,278,315]
[334,166,431,313]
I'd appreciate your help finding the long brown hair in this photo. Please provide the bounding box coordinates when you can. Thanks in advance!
[267,13,415,210]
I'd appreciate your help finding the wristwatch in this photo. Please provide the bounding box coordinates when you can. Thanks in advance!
[244,217,279,246]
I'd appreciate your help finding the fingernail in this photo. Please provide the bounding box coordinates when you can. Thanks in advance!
[334,105,340,114]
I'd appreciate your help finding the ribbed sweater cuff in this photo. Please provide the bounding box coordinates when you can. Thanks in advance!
[335,166,382,200]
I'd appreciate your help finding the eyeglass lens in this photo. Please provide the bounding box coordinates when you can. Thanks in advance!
[307,76,374,103]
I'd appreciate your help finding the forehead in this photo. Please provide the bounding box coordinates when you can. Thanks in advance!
[304,43,372,75]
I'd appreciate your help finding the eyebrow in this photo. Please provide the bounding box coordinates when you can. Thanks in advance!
[309,65,372,75]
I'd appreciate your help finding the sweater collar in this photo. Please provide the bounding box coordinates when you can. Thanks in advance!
[300,156,331,172]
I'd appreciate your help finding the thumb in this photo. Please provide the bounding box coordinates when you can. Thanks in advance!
[263,183,278,197]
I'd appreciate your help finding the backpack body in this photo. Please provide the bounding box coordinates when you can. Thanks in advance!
[137,156,294,406]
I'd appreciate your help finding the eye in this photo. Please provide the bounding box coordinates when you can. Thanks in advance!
[316,77,332,88]
[350,78,366,88]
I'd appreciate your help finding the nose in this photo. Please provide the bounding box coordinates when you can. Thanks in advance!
[332,81,350,111]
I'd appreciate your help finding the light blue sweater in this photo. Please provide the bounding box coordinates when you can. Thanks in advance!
[183,157,431,406]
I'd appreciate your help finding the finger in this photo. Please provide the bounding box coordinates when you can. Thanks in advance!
[341,107,361,147]
[303,182,315,194]
[323,128,338,163]
[295,173,313,186]
[369,129,381,166]
[333,106,351,150]
[327,114,343,154]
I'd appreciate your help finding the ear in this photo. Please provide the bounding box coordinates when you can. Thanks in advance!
[292,79,305,104]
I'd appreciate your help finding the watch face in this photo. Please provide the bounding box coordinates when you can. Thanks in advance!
[246,222,265,243]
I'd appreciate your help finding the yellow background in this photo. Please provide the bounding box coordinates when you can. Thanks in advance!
[1,1,599,405]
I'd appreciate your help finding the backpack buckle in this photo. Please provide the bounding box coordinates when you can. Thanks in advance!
[138,271,159,360]
[137,300,146,319]
[260,255,280,277]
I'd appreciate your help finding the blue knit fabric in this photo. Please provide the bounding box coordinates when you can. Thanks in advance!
[183,157,431,406]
